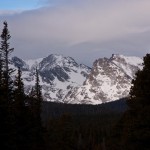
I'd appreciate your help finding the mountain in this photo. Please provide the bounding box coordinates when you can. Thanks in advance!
[63,54,143,104]
[10,54,143,104]
[10,54,91,102]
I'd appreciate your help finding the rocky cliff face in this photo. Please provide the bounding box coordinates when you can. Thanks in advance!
[10,54,91,102]
[63,54,143,104]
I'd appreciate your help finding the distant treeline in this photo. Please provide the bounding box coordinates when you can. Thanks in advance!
[42,98,127,120]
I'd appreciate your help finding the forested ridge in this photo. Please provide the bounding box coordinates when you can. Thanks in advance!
[0,22,150,150]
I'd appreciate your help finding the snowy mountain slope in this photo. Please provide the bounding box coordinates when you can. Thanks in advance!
[10,54,143,104]
[63,54,143,104]
[10,54,91,102]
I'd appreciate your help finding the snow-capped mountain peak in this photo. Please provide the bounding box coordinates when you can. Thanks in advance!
[39,54,79,71]
[10,54,91,102]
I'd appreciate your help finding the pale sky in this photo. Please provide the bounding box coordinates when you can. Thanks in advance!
[0,0,150,66]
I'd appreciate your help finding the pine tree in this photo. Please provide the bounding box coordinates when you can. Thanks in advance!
[13,67,27,149]
[14,67,25,115]
[35,68,42,121]
[128,53,150,109]
[29,68,42,120]
[27,68,45,150]
[121,53,150,150]
[0,21,14,103]
[0,54,2,87]
[13,67,26,121]
[0,53,3,105]
[0,21,16,149]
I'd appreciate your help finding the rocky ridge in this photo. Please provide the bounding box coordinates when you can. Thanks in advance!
[63,54,143,104]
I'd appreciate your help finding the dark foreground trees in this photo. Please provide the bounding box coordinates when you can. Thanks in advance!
[0,22,44,150]
[0,21,16,149]
[124,54,150,150]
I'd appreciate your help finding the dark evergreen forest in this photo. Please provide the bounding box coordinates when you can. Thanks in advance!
[0,22,150,150]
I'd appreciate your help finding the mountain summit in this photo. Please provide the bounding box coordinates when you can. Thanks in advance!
[11,54,91,102]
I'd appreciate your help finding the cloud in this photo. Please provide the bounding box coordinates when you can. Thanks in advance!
[0,0,150,66]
